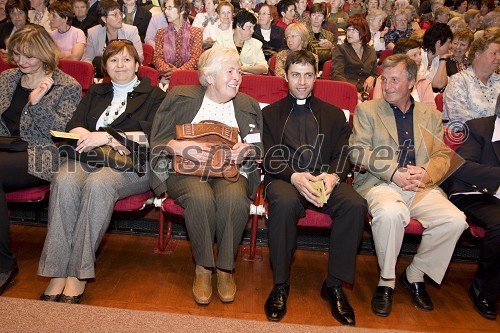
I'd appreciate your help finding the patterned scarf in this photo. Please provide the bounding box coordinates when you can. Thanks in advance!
[163,21,192,65]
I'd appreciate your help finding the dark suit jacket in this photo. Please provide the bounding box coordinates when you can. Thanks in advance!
[331,43,378,92]
[443,116,500,196]
[252,25,286,52]
[0,22,13,50]
[72,15,99,36]
[262,94,351,185]
[132,5,152,42]
[66,77,166,137]
[149,85,264,197]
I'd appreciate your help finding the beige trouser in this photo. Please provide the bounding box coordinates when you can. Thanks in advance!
[365,183,468,284]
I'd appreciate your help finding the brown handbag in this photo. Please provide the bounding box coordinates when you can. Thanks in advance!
[173,120,240,182]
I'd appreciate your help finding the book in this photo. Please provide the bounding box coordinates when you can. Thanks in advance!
[309,180,327,204]
[50,130,80,140]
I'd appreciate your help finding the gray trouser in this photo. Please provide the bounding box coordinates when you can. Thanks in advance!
[166,173,249,271]
[38,161,150,279]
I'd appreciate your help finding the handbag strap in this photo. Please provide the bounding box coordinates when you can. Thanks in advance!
[177,121,238,143]
[101,126,143,152]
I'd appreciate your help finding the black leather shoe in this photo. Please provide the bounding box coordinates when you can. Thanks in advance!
[265,283,289,321]
[59,293,84,304]
[468,284,497,320]
[0,266,19,295]
[399,270,433,311]
[371,286,394,317]
[40,293,62,302]
[320,281,355,326]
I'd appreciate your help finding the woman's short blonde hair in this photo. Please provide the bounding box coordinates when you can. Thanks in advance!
[198,47,240,87]
[7,25,58,73]
[447,17,467,30]
[464,9,480,24]
[285,23,309,49]
[366,8,387,22]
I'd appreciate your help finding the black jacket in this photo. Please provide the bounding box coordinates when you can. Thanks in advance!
[252,25,286,52]
[443,116,500,196]
[66,77,165,137]
[262,94,351,185]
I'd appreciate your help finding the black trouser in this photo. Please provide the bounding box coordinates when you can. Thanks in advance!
[266,180,367,287]
[451,194,500,300]
[0,151,48,273]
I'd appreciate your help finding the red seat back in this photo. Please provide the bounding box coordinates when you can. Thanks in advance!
[138,65,159,86]
[58,59,94,94]
[168,69,199,91]
[239,74,288,104]
[379,49,393,64]
[142,43,154,66]
[435,92,444,112]
[322,60,332,79]
[268,55,277,75]
[313,79,358,116]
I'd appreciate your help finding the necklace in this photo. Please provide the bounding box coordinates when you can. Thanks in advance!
[103,80,140,126]
[58,25,71,34]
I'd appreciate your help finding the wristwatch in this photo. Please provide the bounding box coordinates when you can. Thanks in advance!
[333,173,341,187]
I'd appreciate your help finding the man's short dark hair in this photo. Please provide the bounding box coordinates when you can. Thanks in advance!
[423,23,453,53]
[278,0,295,17]
[393,38,422,55]
[285,50,317,75]
[233,9,257,29]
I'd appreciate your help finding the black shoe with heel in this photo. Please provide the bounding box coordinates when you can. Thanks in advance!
[265,283,289,321]
[320,281,355,326]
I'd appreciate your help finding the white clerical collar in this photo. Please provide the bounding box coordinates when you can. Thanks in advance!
[492,116,500,142]
[296,98,306,105]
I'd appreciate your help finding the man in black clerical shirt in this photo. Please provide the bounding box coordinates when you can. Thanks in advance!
[262,50,367,325]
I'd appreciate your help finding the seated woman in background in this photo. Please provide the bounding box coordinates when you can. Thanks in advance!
[38,40,165,303]
[327,0,349,30]
[446,28,474,77]
[384,8,414,50]
[274,22,316,78]
[153,0,203,81]
[331,16,377,94]
[373,38,436,108]
[28,0,51,32]
[120,0,152,42]
[447,16,467,34]
[71,0,98,36]
[464,8,481,32]
[48,1,86,60]
[0,0,28,53]
[214,9,268,74]
[0,25,81,296]
[252,3,286,59]
[444,35,500,125]
[366,8,388,53]
[83,0,143,76]
[308,3,335,70]
[149,47,262,305]
[421,22,453,91]
[202,1,233,48]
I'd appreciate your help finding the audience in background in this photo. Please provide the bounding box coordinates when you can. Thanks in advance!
[447,16,467,33]
[28,0,51,31]
[153,0,203,81]
[443,35,500,125]
[120,0,152,42]
[275,0,296,29]
[71,0,98,36]
[48,1,86,60]
[144,9,168,49]
[0,25,81,296]
[331,17,377,94]
[294,0,310,25]
[464,8,481,32]
[0,0,28,52]
[83,0,143,77]
[253,3,286,58]
[274,22,315,77]
[328,0,349,30]
[214,9,268,74]
[366,8,388,52]
[202,1,234,46]
[384,8,414,49]
[421,22,453,91]
[445,28,474,76]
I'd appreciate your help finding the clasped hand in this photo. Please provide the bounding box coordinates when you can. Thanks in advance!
[392,165,431,191]
[290,172,338,208]
[29,76,54,105]
[76,131,129,155]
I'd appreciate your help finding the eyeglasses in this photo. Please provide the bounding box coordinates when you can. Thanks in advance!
[163,5,175,10]
[259,12,271,16]
[107,11,123,18]
[345,28,359,33]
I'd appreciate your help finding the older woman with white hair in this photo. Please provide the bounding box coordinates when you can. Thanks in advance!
[150,47,263,306]
[366,9,388,52]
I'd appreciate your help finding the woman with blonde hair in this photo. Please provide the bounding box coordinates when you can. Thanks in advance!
[0,25,81,295]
